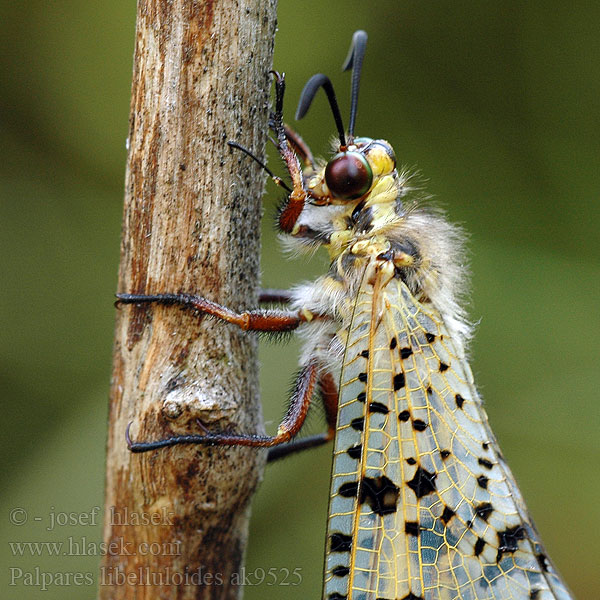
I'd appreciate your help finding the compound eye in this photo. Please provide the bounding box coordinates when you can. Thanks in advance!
[325,151,373,200]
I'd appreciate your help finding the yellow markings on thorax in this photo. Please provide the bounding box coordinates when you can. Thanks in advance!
[351,237,389,258]
[328,230,354,260]
[364,175,397,207]
[366,143,395,178]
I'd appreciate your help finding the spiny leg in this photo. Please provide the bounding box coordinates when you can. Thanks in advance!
[270,72,302,185]
[116,292,305,332]
[269,72,309,234]
[119,288,292,309]
[126,359,320,453]
[266,111,314,170]
[267,369,338,462]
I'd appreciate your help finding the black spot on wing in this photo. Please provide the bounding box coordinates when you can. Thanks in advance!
[455,394,465,409]
[405,521,420,536]
[530,590,541,599]
[393,373,405,390]
[401,594,424,600]
[360,476,400,516]
[425,332,436,343]
[351,417,364,431]
[440,449,451,459]
[407,467,437,498]
[475,502,493,522]
[338,481,359,498]
[536,552,549,572]
[406,457,416,465]
[398,410,410,422]
[389,337,397,350]
[400,347,413,359]
[440,506,455,524]
[412,419,428,431]
[477,475,489,489]
[331,565,350,577]
[426,385,432,395]
[482,442,489,450]
[347,444,362,459]
[474,537,486,556]
[359,349,369,358]
[328,593,347,600]
[330,533,352,552]
[439,361,449,372]
[369,401,389,414]
[496,525,526,561]
[358,372,368,383]
[478,457,494,470]
[357,391,366,403]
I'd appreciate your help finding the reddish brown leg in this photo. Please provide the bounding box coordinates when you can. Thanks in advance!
[270,72,309,234]
[267,369,338,462]
[118,292,334,454]
[126,360,320,453]
[283,124,314,168]
[116,292,304,332]
[270,72,331,233]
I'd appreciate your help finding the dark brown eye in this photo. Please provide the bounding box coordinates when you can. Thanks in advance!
[325,151,373,200]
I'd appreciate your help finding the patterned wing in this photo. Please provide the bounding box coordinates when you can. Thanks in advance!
[323,275,572,600]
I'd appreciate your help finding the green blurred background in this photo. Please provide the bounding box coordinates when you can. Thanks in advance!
[1,2,598,598]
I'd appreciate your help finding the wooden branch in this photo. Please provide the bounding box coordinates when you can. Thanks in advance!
[100,1,278,598]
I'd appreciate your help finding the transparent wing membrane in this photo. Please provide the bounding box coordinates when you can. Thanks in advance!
[324,275,571,600]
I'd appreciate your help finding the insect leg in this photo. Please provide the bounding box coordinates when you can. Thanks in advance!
[266,434,331,462]
[267,370,338,462]
[126,359,320,453]
[116,292,306,332]
[259,288,293,304]
[282,124,314,168]
[269,72,309,234]
[227,141,292,194]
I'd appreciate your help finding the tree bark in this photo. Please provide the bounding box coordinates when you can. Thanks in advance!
[100,1,277,598]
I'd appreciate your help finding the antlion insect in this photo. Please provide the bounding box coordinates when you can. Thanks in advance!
[119,31,573,600]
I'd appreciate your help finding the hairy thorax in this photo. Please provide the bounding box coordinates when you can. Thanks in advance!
[284,138,471,373]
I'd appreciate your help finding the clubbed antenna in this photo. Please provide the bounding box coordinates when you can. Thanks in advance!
[342,30,368,141]
[295,73,346,148]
